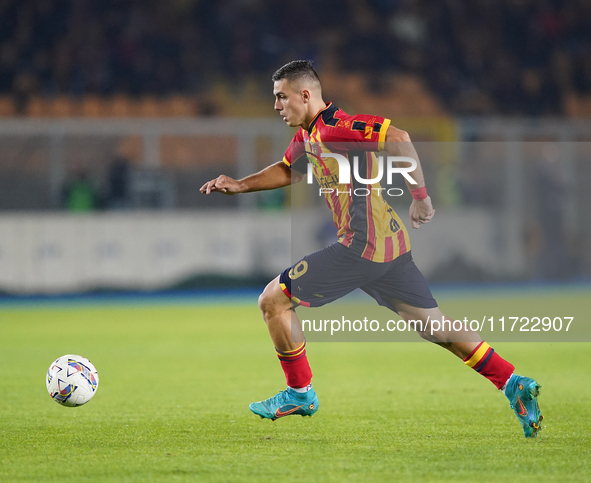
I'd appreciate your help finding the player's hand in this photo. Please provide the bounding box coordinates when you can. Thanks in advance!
[409,196,435,229]
[199,175,243,195]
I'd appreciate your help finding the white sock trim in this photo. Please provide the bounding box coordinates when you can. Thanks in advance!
[289,384,312,393]
[501,373,514,394]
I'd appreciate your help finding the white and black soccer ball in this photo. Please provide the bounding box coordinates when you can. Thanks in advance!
[46,355,99,407]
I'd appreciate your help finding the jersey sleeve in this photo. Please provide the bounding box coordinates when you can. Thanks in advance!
[283,128,308,174]
[321,112,391,151]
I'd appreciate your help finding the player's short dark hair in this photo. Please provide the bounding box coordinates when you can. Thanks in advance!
[272,60,321,86]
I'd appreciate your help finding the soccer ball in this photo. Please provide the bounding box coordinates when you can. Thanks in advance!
[46,355,99,407]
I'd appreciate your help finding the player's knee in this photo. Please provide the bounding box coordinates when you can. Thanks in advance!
[415,323,438,342]
[417,321,457,348]
[415,324,430,340]
[257,289,271,318]
[398,310,441,342]
[258,279,288,321]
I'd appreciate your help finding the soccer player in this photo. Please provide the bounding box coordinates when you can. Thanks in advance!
[200,60,543,437]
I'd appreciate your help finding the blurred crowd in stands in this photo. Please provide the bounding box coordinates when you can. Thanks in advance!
[1,0,590,116]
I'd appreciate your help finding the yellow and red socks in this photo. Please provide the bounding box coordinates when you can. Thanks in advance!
[463,342,515,389]
[276,341,312,389]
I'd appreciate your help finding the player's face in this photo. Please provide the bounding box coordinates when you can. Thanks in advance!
[273,79,306,127]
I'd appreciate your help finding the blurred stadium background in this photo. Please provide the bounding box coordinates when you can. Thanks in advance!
[1,0,590,295]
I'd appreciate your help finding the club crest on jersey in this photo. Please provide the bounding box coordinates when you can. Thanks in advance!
[304,147,331,176]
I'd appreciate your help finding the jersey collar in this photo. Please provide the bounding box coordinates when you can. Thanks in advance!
[307,102,335,134]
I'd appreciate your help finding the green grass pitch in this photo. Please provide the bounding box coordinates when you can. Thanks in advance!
[1,291,590,482]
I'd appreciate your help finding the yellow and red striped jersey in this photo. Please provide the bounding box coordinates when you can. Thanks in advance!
[283,102,410,263]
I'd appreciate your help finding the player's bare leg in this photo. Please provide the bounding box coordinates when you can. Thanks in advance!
[394,299,543,437]
[249,276,318,420]
[258,276,304,352]
[393,300,481,358]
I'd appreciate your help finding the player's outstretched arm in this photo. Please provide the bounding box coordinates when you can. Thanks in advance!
[200,161,304,195]
[385,126,435,229]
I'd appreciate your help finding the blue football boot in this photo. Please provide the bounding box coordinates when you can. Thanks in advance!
[505,374,544,438]
[249,387,319,421]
